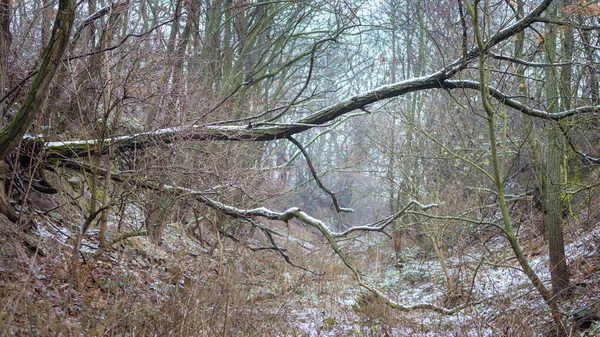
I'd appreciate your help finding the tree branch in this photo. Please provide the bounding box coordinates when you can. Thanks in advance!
[442,79,600,119]
[286,135,353,213]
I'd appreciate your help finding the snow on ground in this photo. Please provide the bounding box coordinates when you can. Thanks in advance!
[277,224,600,336]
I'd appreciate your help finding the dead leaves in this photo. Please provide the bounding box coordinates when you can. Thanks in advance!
[564,1,600,17]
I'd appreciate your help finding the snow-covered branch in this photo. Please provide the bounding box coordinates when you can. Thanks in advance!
[39,0,557,160]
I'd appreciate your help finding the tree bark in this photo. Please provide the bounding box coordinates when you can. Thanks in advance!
[0,0,75,160]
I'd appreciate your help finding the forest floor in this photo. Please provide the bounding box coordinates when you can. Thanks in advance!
[1,198,600,336]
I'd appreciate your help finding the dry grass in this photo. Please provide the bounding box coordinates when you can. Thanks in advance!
[1,197,599,336]
[0,212,355,336]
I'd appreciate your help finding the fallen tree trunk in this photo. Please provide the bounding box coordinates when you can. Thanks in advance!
[42,83,598,161]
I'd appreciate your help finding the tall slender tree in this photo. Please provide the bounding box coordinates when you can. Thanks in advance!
[544,0,570,297]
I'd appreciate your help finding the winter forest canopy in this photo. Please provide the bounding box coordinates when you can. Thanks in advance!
[3,0,600,335]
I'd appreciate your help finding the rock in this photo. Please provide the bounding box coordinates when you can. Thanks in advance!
[68,176,82,186]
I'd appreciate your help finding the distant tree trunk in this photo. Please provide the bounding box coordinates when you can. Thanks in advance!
[40,0,52,53]
[544,0,570,297]
[145,194,174,244]
[386,0,401,263]
[201,0,224,93]
[169,0,200,124]
[0,0,11,122]
[579,21,599,105]
[514,0,544,213]
[86,0,97,49]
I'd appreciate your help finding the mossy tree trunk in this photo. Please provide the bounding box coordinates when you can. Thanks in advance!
[0,0,74,160]
[0,0,74,221]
